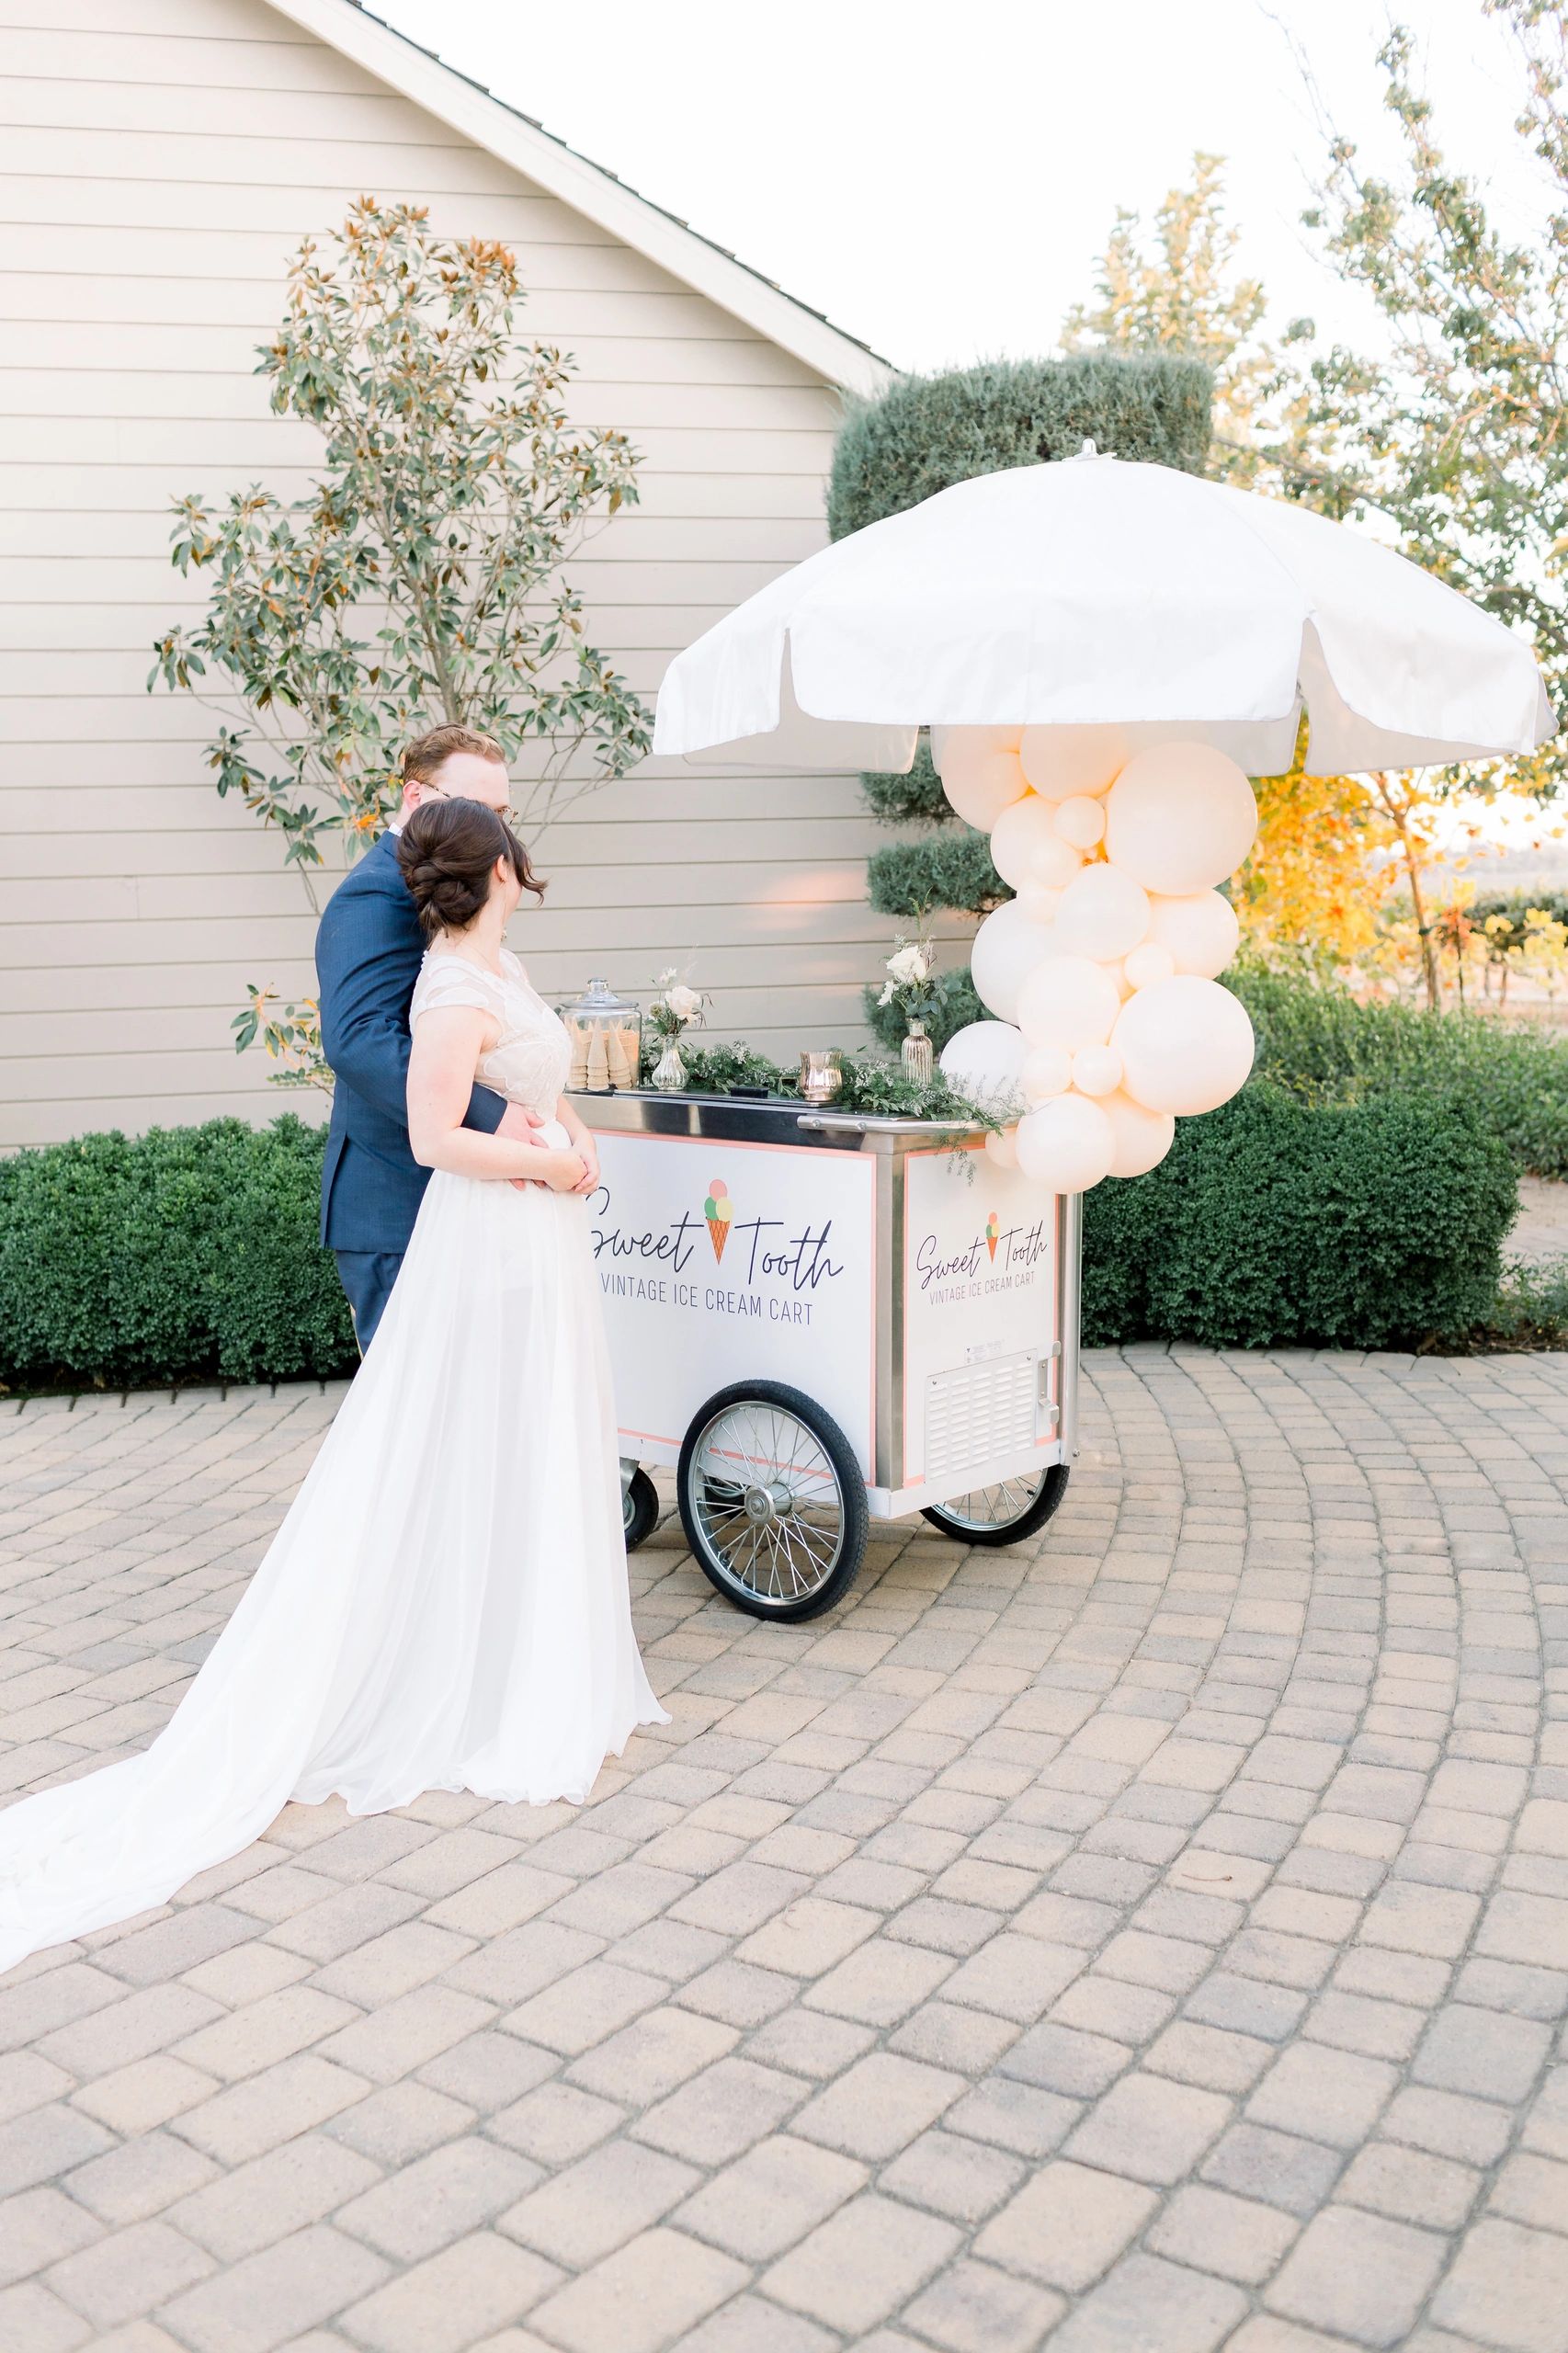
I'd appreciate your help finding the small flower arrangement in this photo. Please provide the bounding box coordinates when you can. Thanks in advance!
[648,970,708,1040]
[877,937,937,1029]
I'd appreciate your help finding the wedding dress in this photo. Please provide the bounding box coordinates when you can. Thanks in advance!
[0,949,667,1973]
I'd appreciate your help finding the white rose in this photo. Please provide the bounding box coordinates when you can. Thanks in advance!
[665,983,703,1022]
[886,944,929,986]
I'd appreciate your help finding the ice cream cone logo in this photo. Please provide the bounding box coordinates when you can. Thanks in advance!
[705,1177,735,1264]
[985,1211,999,1264]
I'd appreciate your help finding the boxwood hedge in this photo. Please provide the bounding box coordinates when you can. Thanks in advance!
[0,1080,1519,1393]
[0,1116,356,1394]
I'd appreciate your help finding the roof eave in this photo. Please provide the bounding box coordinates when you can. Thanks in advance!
[260,0,896,398]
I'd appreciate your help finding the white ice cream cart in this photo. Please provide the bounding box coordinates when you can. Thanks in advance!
[574,1086,1081,1620]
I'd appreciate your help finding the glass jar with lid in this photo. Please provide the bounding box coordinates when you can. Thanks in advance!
[558,977,642,1092]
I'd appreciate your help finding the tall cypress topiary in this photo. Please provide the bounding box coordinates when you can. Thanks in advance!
[831,355,1214,1047]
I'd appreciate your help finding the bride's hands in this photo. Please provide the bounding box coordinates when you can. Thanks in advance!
[540,1148,596,1195]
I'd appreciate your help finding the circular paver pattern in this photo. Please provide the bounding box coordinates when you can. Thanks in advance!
[0,1345,1564,2353]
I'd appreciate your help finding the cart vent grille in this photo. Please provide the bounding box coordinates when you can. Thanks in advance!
[926,1353,1036,1482]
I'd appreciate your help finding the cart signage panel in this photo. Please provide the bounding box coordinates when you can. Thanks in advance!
[902,1144,1058,1489]
[589,1132,878,1474]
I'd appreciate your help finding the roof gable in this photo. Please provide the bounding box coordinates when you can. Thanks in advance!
[260,0,894,397]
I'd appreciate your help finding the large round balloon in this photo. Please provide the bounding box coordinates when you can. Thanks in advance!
[1020,1043,1073,1104]
[1051,863,1152,961]
[1016,1093,1116,1192]
[991,795,1078,892]
[983,1125,1019,1170]
[1124,941,1176,991]
[1100,1089,1177,1179]
[1147,889,1242,980]
[1105,745,1258,896]
[938,1018,1027,1110]
[1017,955,1122,1052]
[931,724,1019,774]
[969,899,1060,1024]
[936,735,1028,831]
[1072,1043,1122,1098]
[1054,795,1108,850]
[1113,975,1256,1115]
[1019,726,1126,802]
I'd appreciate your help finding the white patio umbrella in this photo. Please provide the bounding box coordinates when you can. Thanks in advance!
[652,449,1554,777]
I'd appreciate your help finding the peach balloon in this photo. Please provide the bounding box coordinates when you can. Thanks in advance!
[1112,975,1256,1116]
[1052,863,1152,961]
[1015,1093,1116,1192]
[1147,889,1242,980]
[1123,941,1177,991]
[1101,1089,1177,1179]
[1019,725,1126,802]
[983,1125,1019,1170]
[1017,883,1062,926]
[1105,745,1258,895]
[930,725,1020,774]
[937,1019,1027,1110]
[1020,1043,1074,1104]
[990,794,1067,891]
[1054,794,1108,849]
[969,900,1060,1024]
[937,741,1028,831]
[1017,955,1122,1053]
[1072,1043,1123,1097]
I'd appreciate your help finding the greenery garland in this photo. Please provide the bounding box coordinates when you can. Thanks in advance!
[638,1035,999,1131]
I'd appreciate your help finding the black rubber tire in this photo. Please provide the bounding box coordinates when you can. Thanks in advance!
[921,1461,1071,1547]
[622,1466,660,1552]
[677,1379,869,1622]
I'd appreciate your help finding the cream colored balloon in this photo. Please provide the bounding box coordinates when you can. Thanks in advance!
[1016,955,1122,1052]
[1017,883,1062,926]
[983,1125,1019,1170]
[1124,940,1177,991]
[1113,975,1256,1116]
[1015,1093,1116,1192]
[937,741,1029,831]
[1101,1089,1177,1178]
[1052,863,1153,961]
[1020,1043,1074,1104]
[1019,725,1126,802]
[1147,889,1242,979]
[969,900,1060,1025]
[937,1019,1027,1110]
[1031,835,1086,891]
[1054,794,1108,849]
[1105,744,1258,895]
[930,724,1020,775]
[991,794,1069,891]
[1072,1043,1123,1097]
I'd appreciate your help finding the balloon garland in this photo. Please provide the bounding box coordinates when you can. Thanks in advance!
[936,730,1258,1194]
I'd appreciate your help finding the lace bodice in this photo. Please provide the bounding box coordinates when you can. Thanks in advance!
[410,948,570,1120]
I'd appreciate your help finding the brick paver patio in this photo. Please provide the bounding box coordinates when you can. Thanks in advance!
[1,1347,1565,2353]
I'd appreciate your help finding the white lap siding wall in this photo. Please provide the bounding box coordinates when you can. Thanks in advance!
[0,0,929,1147]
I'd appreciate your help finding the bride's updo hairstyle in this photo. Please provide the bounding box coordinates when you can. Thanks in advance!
[396,798,546,942]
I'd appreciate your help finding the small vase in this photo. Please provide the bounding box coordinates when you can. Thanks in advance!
[902,1019,935,1086]
[651,1037,687,1092]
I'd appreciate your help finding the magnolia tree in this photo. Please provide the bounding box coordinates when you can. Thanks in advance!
[152,199,650,1076]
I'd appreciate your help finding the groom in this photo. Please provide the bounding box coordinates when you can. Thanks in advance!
[316,723,540,1350]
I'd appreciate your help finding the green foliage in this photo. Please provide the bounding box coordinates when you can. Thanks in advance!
[645,1037,996,1130]
[0,1120,356,1394]
[1476,1255,1568,1351]
[861,741,948,825]
[1230,963,1568,1176]
[862,967,985,1056]
[828,354,1213,542]
[1083,1084,1516,1350]
[868,830,1002,921]
[151,199,649,865]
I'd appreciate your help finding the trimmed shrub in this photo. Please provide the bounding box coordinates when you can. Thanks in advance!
[861,740,948,826]
[869,828,1002,922]
[1082,1084,1517,1350]
[1232,963,1568,1177]
[0,1117,356,1393]
[828,353,1213,541]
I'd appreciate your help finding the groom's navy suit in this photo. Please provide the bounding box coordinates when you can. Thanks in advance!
[316,827,507,1349]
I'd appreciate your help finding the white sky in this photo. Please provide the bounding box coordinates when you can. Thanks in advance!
[373,0,1544,374]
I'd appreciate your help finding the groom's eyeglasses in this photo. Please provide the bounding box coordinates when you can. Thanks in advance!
[422,779,528,831]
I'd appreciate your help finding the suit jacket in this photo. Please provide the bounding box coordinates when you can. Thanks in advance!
[315,828,507,1252]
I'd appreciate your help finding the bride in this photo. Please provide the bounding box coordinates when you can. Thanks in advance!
[0,796,667,1973]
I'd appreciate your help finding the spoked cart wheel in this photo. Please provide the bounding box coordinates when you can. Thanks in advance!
[922,1462,1071,1547]
[622,1465,660,1552]
[678,1380,868,1621]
